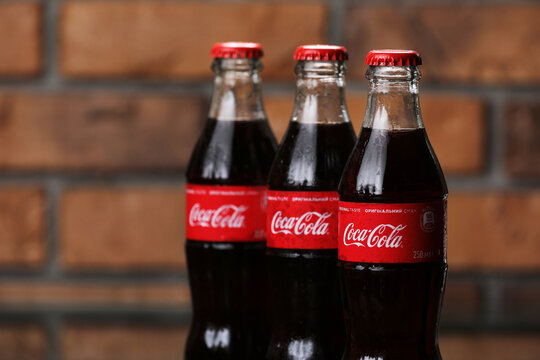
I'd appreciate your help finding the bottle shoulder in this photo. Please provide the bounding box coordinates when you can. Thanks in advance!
[268,121,356,191]
[339,127,447,202]
[187,118,277,185]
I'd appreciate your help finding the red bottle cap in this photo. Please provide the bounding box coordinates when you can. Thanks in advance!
[210,42,264,59]
[365,50,422,66]
[294,45,349,61]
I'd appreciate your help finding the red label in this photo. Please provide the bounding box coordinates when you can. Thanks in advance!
[338,200,446,263]
[186,184,267,242]
[267,191,339,249]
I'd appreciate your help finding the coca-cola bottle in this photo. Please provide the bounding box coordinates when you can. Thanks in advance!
[266,45,356,359]
[185,42,277,360]
[338,50,448,359]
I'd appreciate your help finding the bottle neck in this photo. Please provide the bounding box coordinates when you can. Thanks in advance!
[291,60,350,124]
[362,66,424,130]
[209,58,266,121]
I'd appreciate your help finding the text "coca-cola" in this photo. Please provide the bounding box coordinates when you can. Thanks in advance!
[271,211,331,236]
[189,203,247,229]
[343,223,406,248]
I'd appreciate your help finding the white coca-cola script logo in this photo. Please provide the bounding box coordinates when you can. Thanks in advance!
[343,223,406,248]
[189,203,247,229]
[271,211,331,236]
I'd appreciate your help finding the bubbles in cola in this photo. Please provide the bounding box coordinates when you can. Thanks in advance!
[338,50,448,360]
[185,42,277,360]
[266,45,356,359]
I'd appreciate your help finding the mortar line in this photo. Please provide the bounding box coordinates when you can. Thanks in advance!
[0,0,41,3]
[4,269,540,282]
[0,81,539,96]
[0,273,189,282]
[486,92,509,187]
[46,314,61,360]
[43,0,61,89]
[44,178,63,279]
[0,170,537,193]
[327,0,347,45]
[0,173,186,184]
[483,274,503,328]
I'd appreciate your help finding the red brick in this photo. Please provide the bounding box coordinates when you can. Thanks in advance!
[500,280,540,325]
[448,192,540,269]
[441,279,481,324]
[266,94,486,174]
[0,324,47,360]
[0,187,45,268]
[504,99,540,178]
[0,282,190,309]
[60,2,327,80]
[61,187,186,271]
[61,324,187,360]
[0,93,204,171]
[0,3,41,76]
[345,5,540,84]
[440,334,540,360]
[421,96,486,174]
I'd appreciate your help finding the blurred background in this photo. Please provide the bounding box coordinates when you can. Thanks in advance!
[0,0,538,359]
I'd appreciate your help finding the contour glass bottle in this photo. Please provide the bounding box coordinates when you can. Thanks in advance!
[338,50,448,360]
[266,45,356,360]
[185,42,277,360]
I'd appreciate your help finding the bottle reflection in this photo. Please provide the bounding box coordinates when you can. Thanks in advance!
[287,339,314,359]
[203,326,231,349]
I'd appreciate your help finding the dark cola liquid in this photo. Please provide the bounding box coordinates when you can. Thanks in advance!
[185,118,277,360]
[339,127,447,360]
[267,121,356,360]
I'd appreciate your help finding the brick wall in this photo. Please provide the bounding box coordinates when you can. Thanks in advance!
[0,0,538,359]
